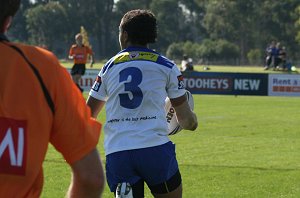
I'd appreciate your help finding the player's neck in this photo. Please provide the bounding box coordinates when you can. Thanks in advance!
[121,41,148,50]
[127,43,148,49]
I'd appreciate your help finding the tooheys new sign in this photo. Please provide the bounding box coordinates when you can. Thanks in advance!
[182,71,268,96]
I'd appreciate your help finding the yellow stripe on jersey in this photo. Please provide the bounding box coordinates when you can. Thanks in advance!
[114,51,159,64]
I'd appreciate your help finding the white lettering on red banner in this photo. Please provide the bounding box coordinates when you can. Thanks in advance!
[0,118,27,175]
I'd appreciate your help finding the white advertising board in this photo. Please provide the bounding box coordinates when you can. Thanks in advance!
[67,69,99,92]
[268,74,300,96]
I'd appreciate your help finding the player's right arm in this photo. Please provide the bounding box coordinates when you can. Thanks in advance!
[68,45,74,59]
[87,71,108,118]
[170,94,198,131]
[86,96,105,118]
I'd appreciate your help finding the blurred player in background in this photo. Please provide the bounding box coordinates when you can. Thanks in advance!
[180,54,194,72]
[0,0,104,197]
[264,41,276,70]
[87,9,198,198]
[69,33,94,92]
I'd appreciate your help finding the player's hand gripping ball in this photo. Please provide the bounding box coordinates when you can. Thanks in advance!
[165,90,194,135]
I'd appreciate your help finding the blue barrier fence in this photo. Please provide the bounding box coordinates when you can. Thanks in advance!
[71,69,300,97]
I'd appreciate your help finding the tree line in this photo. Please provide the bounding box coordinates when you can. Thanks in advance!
[8,0,300,65]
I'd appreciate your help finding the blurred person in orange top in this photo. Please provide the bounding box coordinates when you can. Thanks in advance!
[69,33,94,92]
[0,0,104,197]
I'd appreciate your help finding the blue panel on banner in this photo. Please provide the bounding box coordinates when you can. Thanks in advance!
[182,71,268,96]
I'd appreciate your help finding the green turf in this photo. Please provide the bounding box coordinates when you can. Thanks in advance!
[41,94,300,198]
[196,65,287,74]
[60,60,104,69]
[60,60,298,74]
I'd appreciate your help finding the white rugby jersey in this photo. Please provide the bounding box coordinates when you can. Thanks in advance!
[89,47,186,155]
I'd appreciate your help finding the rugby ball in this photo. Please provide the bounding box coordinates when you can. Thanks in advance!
[165,90,194,135]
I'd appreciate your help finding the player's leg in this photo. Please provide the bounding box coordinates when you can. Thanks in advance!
[149,170,182,198]
[72,74,83,92]
[71,64,83,92]
[71,74,79,84]
[153,185,182,198]
[134,142,182,198]
[115,179,144,198]
[277,58,282,70]
[282,60,287,71]
[264,56,271,70]
[106,151,144,198]
[76,64,86,92]
[271,56,275,69]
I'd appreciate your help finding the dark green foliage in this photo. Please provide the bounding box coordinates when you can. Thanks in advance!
[167,39,239,64]
[247,49,264,65]
[7,0,300,64]
[25,2,69,56]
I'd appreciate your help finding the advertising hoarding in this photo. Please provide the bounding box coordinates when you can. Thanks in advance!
[268,74,300,96]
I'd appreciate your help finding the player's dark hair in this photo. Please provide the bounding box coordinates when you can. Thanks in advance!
[120,9,157,45]
[0,0,21,31]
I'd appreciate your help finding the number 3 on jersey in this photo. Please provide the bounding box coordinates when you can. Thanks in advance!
[119,67,143,109]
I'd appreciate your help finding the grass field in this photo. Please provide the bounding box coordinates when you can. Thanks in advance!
[60,60,298,74]
[41,93,300,198]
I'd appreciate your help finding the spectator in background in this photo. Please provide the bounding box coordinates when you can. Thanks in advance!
[181,54,194,72]
[274,42,282,70]
[279,46,288,71]
[68,33,94,92]
[0,0,104,197]
[264,41,276,70]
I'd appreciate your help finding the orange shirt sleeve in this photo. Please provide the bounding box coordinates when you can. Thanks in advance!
[50,64,101,164]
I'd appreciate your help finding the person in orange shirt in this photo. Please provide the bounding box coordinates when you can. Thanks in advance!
[0,0,104,197]
[69,33,94,92]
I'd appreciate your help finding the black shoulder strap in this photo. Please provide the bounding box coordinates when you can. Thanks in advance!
[0,39,55,115]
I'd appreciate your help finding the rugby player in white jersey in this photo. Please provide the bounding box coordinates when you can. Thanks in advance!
[87,9,198,198]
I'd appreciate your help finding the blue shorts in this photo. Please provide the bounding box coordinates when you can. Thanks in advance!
[105,141,179,192]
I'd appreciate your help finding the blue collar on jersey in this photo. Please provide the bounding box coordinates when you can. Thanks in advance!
[101,46,174,74]
[0,34,9,42]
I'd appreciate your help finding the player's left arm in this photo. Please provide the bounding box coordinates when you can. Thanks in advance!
[88,47,94,68]
[167,63,198,131]
[170,95,198,131]
[89,54,95,68]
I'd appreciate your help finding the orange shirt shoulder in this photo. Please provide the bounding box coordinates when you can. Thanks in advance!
[0,41,101,197]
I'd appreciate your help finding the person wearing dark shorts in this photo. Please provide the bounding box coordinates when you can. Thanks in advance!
[87,9,198,198]
[71,63,86,76]
[69,33,94,92]
[106,142,182,197]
